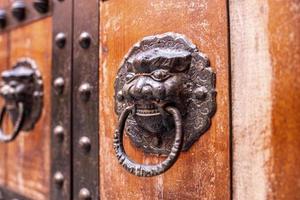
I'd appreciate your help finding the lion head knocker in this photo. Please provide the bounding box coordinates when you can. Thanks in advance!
[0,58,43,143]
[114,33,216,176]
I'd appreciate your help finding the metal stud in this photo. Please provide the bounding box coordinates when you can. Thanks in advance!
[78,83,91,101]
[54,77,64,95]
[0,10,6,29]
[78,188,91,200]
[194,86,207,100]
[53,125,64,142]
[79,136,91,153]
[11,1,26,21]
[55,32,66,48]
[53,171,64,188]
[79,32,91,49]
[33,0,49,13]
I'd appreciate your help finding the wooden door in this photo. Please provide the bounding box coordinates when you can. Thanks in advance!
[0,0,52,199]
[99,0,230,199]
[0,1,298,200]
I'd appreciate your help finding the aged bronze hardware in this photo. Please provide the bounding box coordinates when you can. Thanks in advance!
[78,83,92,101]
[79,136,91,153]
[53,171,64,188]
[79,32,91,49]
[51,0,72,198]
[114,32,216,176]
[55,32,66,48]
[78,188,92,200]
[11,0,26,21]
[33,0,49,14]
[0,58,43,143]
[53,125,64,142]
[53,77,65,94]
[72,0,99,197]
[114,105,183,176]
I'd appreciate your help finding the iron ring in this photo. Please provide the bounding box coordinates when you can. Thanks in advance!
[0,102,25,143]
[113,105,183,177]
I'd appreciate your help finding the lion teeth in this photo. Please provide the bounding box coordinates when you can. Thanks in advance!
[137,109,159,114]
[136,108,160,116]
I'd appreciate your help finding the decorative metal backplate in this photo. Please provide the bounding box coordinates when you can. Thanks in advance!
[0,58,43,131]
[114,32,216,155]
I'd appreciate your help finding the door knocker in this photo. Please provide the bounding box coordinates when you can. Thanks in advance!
[0,58,43,143]
[114,32,216,177]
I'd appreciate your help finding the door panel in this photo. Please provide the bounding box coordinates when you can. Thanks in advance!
[0,0,9,187]
[230,0,300,199]
[0,30,8,186]
[0,16,52,199]
[99,0,230,199]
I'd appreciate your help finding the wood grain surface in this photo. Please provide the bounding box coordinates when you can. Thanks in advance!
[0,17,52,199]
[268,0,300,199]
[99,0,230,199]
[0,0,9,187]
[0,31,8,186]
[230,0,300,199]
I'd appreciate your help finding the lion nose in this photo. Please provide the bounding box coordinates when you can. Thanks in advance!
[140,85,153,98]
[128,84,153,99]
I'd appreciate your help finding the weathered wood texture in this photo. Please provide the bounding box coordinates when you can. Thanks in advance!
[0,0,9,187]
[99,0,230,199]
[0,18,52,199]
[268,0,300,199]
[0,32,8,186]
[230,0,300,199]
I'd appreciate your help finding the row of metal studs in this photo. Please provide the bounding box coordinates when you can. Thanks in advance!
[0,0,49,29]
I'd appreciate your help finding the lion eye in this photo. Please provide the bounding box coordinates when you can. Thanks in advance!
[125,72,135,82]
[151,70,171,81]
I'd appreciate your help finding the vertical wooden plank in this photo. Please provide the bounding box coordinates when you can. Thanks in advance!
[5,18,52,200]
[230,0,300,199]
[229,1,273,199]
[268,0,300,199]
[0,33,8,186]
[99,0,230,199]
[0,0,9,187]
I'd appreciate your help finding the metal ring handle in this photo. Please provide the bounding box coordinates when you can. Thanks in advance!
[113,105,183,177]
[0,102,25,143]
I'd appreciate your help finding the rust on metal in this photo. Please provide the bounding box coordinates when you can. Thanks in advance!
[72,0,99,198]
[51,0,73,199]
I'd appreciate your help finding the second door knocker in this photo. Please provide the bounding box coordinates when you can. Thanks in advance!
[114,32,216,177]
[0,58,43,143]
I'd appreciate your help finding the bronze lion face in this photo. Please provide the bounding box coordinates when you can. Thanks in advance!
[120,48,192,133]
[0,59,43,131]
[115,33,216,154]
